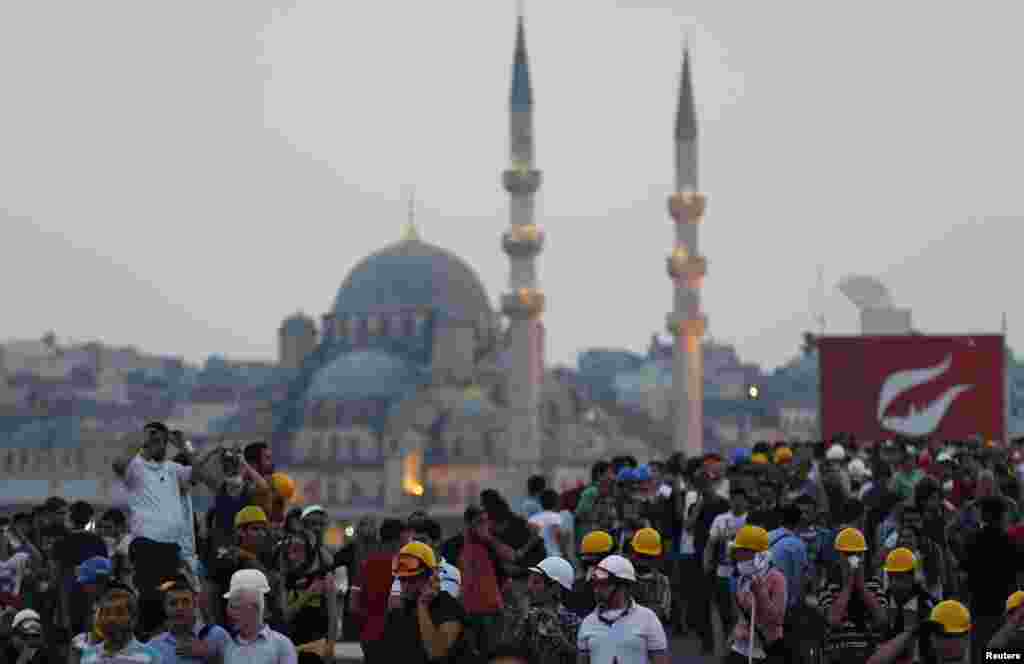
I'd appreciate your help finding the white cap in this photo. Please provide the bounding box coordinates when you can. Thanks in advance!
[826,445,847,461]
[301,505,326,520]
[223,569,271,598]
[936,451,954,463]
[593,554,636,583]
[529,556,575,592]
[12,609,42,633]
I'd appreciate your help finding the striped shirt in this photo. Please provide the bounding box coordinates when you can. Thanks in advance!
[818,577,889,655]
[80,638,162,664]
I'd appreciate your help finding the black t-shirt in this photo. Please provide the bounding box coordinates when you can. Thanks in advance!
[565,584,596,619]
[693,495,730,560]
[747,508,783,533]
[497,516,545,571]
[54,529,108,632]
[383,591,467,664]
[965,527,1024,616]
[54,530,107,571]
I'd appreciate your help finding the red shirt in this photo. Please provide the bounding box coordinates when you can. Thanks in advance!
[358,551,397,642]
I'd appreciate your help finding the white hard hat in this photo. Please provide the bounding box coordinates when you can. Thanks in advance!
[301,505,326,520]
[11,609,42,633]
[223,569,271,598]
[529,556,575,592]
[592,554,636,583]
[847,458,871,479]
[826,445,846,461]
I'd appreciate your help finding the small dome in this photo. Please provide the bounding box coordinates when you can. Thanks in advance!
[306,350,427,402]
[281,312,316,336]
[333,235,491,324]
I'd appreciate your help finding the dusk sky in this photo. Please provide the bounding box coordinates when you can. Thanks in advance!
[3,1,1022,371]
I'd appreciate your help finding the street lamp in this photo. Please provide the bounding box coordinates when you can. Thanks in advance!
[747,384,760,400]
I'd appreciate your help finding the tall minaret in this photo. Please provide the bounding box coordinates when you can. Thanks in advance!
[500,9,545,465]
[666,47,707,456]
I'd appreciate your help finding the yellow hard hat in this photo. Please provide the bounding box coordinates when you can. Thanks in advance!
[1007,591,1024,614]
[750,453,769,465]
[631,528,663,557]
[581,531,615,556]
[234,505,268,528]
[271,473,296,501]
[393,541,437,578]
[884,547,917,573]
[834,527,867,553]
[929,600,971,635]
[774,447,794,464]
[733,525,770,553]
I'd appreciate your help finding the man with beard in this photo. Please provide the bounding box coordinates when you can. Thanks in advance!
[628,528,672,627]
[4,610,57,664]
[565,530,614,619]
[112,422,219,550]
[79,584,161,664]
[501,557,581,664]
[211,506,284,631]
[881,548,936,641]
[381,542,466,664]
[577,555,669,664]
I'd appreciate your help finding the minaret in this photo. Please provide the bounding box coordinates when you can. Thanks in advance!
[500,9,545,465]
[666,47,707,456]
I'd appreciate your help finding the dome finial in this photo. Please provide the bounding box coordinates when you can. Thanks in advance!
[401,186,420,242]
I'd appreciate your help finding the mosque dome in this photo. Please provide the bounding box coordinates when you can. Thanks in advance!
[306,349,427,402]
[333,228,491,324]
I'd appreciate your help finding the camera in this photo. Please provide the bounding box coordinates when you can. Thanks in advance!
[221,448,242,476]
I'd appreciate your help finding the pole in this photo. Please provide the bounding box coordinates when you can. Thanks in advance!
[1004,312,1010,443]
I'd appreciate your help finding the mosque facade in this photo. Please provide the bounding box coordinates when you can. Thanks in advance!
[267,16,701,518]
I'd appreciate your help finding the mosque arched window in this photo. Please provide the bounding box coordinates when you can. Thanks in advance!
[5,450,14,474]
[75,447,86,473]
[20,449,29,473]
[451,437,463,459]
[348,435,359,461]
[310,436,322,462]
[350,480,364,502]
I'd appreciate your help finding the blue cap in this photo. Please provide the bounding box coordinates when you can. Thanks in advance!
[731,448,752,465]
[634,465,652,482]
[76,556,112,585]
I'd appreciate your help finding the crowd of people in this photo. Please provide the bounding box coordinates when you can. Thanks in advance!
[1,420,1023,664]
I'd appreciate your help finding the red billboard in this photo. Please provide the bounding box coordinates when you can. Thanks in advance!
[818,335,1005,442]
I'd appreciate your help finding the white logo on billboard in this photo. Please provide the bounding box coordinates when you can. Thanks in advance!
[877,354,972,437]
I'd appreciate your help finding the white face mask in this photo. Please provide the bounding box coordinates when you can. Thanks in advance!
[847,555,862,569]
[942,480,954,492]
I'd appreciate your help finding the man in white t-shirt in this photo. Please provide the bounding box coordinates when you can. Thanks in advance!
[528,489,564,557]
[578,555,669,664]
[111,422,219,567]
[703,487,749,636]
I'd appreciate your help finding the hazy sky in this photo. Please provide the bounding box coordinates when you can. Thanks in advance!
[3,2,1023,372]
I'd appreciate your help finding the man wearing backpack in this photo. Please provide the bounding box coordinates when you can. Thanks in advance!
[768,505,811,663]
